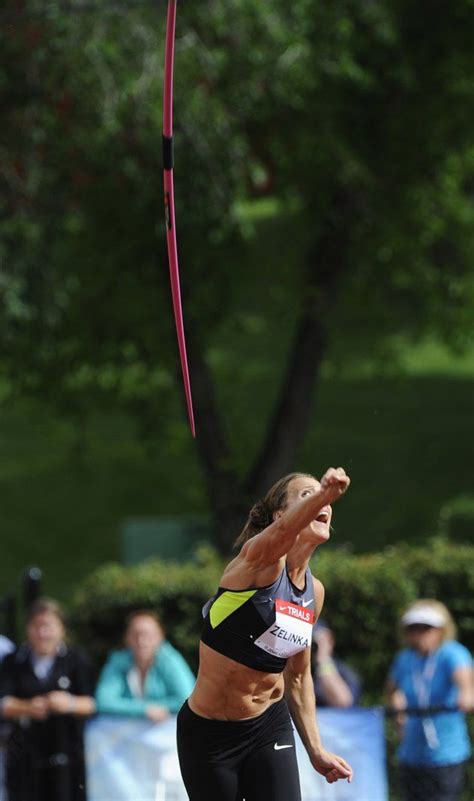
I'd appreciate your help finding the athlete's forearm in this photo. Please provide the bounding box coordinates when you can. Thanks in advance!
[285,670,323,758]
[278,488,333,541]
[245,487,333,564]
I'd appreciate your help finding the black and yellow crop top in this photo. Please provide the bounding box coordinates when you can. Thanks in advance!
[201,565,316,673]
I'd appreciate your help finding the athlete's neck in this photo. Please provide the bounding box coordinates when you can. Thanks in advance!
[286,538,320,584]
[285,555,311,590]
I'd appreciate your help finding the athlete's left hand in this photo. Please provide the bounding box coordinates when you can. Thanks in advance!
[311,748,353,783]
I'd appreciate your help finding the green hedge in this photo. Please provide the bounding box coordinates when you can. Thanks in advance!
[310,538,473,700]
[71,539,474,696]
[71,546,222,674]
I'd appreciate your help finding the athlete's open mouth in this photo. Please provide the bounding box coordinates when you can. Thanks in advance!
[315,510,329,524]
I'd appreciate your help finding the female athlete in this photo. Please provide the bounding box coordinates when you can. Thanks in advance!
[177,467,353,801]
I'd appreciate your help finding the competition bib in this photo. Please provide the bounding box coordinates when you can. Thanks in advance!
[254,599,314,659]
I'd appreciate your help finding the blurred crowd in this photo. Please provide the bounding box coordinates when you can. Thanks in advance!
[0,597,471,801]
[0,601,194,801]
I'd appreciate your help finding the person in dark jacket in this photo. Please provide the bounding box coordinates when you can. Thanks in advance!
[0,598,95,801]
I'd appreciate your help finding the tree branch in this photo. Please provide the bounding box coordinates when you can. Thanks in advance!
[186,333,245,552]
[245,191,352,500]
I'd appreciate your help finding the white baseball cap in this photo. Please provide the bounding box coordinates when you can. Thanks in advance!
[401,606,444,628]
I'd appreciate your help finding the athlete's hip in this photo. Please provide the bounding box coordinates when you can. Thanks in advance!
[177,696,293,759]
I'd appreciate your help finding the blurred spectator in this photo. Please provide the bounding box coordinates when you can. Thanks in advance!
[387,599,473,801]
[95,609,195,722]
[0,634,14,745]
[311,618,361,707]
[0,634,14,801]
[0,597,95,801]
[0,637,14,663]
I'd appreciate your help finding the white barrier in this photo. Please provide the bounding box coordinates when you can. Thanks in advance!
[86,715,185,801]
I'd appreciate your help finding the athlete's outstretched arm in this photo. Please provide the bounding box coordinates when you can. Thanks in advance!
[241,468,350,566]
[284,580,353,784]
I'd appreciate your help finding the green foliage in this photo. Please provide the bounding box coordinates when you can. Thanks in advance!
[70,539,474,695]
[71,546,223,672]
[2,0,474,555]
[2,0,474,409]
[0,371,472,601]
[438,495,474,544]
[312,538,474,700]
[1,0,247,422]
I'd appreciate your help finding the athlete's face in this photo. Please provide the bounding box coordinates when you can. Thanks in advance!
[285,476,332,542]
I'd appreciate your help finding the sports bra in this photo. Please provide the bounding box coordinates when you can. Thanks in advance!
[201,565,316,673]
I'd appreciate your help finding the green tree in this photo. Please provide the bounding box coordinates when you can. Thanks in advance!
[1,0,474,551]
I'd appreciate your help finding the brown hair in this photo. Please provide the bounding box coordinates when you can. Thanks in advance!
[125,609,164,635]
[234,472,315,548]
[26,597,66,626]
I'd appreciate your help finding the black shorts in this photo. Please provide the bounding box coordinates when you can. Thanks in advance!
[399,761,466,801]
[176,698,302,801]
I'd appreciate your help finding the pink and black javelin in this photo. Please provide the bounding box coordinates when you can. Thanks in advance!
[163,0,196,437]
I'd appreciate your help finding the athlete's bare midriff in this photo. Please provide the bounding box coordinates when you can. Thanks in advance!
[188,641,284,720]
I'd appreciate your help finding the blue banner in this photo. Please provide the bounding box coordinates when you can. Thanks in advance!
[296,708,388,801]
[85,708,388,801]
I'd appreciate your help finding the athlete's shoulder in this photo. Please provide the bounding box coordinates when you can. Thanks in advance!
[311,574,325,596]
[311,575,325,617]
[221,550,283,593]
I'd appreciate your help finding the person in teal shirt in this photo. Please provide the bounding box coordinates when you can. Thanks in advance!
[95,609,195,722]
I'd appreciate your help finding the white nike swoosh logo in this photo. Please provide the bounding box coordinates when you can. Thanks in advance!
[302,599,313,607]
[274,743,293,750]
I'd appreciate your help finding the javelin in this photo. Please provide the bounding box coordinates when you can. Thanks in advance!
[163,0,196,437]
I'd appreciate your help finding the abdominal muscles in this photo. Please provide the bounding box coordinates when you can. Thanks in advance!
[188,641,284,720]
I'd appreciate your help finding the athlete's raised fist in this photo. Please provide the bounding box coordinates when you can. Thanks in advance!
[319,467,350,501]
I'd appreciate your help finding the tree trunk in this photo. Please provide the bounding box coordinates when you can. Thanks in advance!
[189,194,351,553]
[187,336,248,553]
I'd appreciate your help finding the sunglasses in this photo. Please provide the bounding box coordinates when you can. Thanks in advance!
[405,623,436,633]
